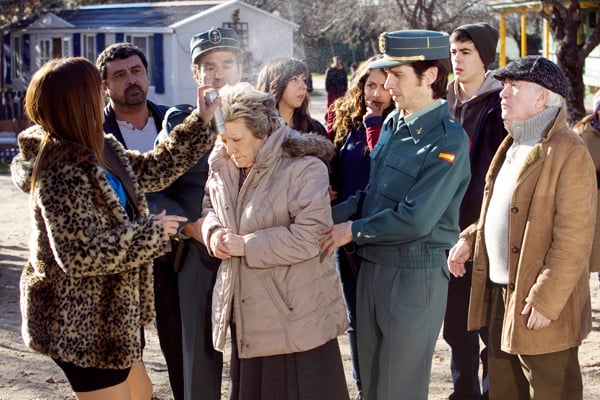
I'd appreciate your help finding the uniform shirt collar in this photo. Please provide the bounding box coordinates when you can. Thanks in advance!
[400,99,445,142]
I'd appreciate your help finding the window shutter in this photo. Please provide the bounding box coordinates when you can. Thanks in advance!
[73,33,81,57]
[153,34,164,94]
[4,34,10,84]
[116,33,124,43]
[96,33,105,54]
[23,34,30,73]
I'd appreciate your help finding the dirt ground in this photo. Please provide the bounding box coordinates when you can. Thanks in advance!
[1,174,600,400]
[1,77,600,398]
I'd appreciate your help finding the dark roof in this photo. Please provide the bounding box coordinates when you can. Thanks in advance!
[55,3,221,29]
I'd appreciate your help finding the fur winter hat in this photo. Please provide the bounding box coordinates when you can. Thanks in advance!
[494,56,570,99]
[453,23,498,68]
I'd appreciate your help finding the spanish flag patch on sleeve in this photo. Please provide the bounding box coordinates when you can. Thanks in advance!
[438,151,456,163]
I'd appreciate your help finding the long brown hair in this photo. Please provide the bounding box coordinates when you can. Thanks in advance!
[332,55,394,149]
[26,57,107,192]
[256,57,314,133]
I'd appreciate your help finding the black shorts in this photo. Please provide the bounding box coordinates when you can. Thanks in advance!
[53,358,131,392]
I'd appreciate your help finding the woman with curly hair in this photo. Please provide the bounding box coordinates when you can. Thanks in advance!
[330,55,394,206]
[328,55,393,399]
[256,57,326,137]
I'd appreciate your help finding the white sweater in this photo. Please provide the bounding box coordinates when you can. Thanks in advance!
[485,107,559,284]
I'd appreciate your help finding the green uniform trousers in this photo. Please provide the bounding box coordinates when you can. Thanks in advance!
[357,261,449,400]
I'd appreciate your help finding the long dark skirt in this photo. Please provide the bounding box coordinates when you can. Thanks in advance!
[229,326,349,400]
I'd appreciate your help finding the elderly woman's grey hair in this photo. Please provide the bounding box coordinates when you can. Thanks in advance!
[219,82,283,138]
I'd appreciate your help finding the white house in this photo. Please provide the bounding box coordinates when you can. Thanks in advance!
[2,0,297,106]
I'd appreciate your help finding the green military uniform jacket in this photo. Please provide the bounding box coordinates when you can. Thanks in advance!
[333,99,471,270]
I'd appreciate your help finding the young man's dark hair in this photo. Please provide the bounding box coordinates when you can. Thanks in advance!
[450,23,498,69]
[411,59,451,99]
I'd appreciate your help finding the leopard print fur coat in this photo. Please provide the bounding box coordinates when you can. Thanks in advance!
[10,111,215,369]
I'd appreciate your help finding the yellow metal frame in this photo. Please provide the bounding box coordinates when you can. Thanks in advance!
[489,1,598,66]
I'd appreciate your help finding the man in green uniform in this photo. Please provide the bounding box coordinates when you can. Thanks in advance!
[320,30,471,400]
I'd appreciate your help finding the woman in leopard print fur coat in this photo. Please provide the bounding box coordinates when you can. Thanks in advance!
[10,57,217,399]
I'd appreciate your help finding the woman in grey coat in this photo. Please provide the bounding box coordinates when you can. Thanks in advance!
[202,82,349,400]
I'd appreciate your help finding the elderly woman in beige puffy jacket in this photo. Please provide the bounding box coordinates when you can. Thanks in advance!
[201,82,349,400]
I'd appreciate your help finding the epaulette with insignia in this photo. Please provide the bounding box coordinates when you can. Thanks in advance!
[155,104,195,147]
[441,117,460,135]
[163,104,195,134]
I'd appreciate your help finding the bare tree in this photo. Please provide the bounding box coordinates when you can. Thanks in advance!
[0,0,146,26]
[1,0,51,25]
[540,0,600,124]
[243,0,492,71]
[321,1,381,63]
[381,0,489,31]
[243,0,362,70]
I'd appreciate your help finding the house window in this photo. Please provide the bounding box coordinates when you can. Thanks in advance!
[82,35,96,62]
[39,39,52,66]
[125,34,154,85]
[62,37,71,57]
[11,36,23,80]
[39,38,63,67]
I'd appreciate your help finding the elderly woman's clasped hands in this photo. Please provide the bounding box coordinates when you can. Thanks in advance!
[208,228,245,259]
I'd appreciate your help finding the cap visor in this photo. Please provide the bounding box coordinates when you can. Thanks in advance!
[192,46,241,63]
[368,58,411,69]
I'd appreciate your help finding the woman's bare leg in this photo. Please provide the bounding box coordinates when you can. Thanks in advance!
[127,361,153,400]
[73,362,151,400]
[74,381,131,400]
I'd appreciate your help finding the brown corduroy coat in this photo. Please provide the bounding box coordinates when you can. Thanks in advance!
[462,108,596,355]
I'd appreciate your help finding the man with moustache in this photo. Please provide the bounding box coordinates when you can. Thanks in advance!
[152,27,243,400]
[98,43,169,153]
[96,42,184,400]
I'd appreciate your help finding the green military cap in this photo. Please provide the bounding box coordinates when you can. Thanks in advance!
[369,30,450,69]
[190,27,241,64]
